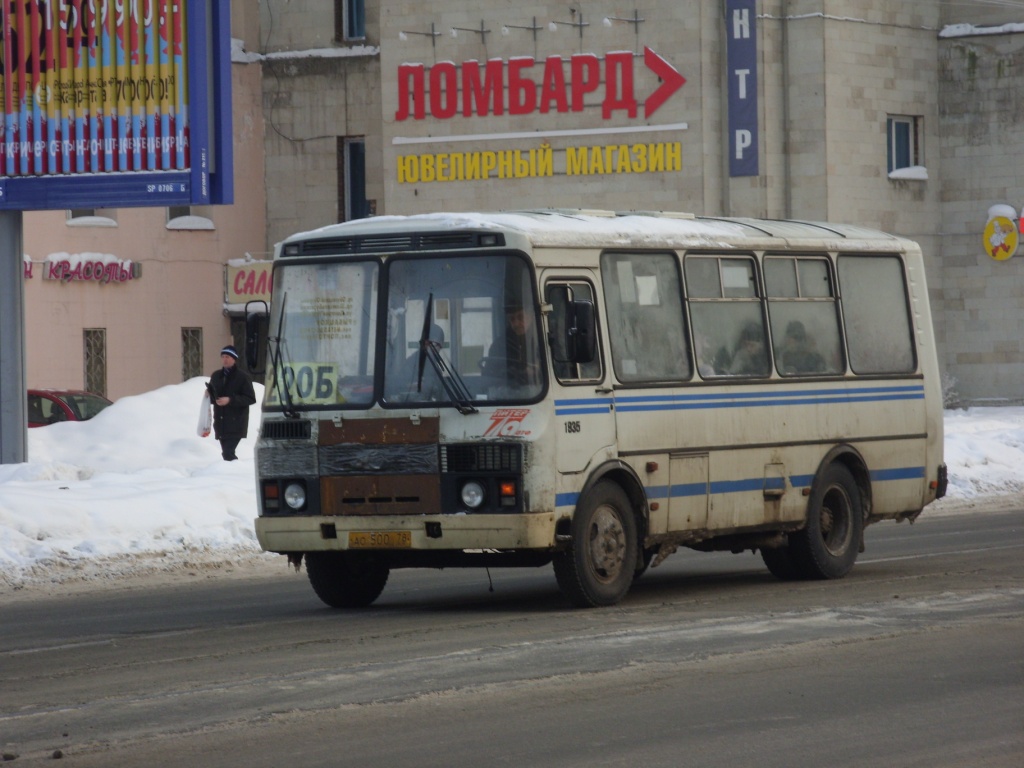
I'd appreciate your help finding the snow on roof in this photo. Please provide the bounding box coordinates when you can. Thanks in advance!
[283,210,905,253]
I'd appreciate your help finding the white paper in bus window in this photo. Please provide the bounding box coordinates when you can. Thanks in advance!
[722,264,751,291]
[616,261,638,303]
[636,275,660,306]
[405,299,425,351]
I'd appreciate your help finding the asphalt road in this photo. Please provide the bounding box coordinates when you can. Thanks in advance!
[2,507,1022,767]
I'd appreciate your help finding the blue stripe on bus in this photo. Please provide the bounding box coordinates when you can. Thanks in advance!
[555,386,925,416]
[554,467,926,509]
[555,492,581,507]
[789,474,815,489]
[617,393,924,412]
[870,466,926,481]
[554,397,613,416]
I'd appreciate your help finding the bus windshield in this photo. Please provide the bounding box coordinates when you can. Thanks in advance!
[266,260,380,409]
[382,253,543,406]
[265,253,543,410]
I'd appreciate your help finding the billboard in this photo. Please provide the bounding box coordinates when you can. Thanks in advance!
[0,0,232,209]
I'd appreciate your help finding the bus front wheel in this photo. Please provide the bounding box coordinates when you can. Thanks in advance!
[789,463,863,579]
[554,481,638,607]
[306,551,390,608]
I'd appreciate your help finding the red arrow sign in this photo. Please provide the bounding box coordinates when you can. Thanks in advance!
[644,47,686,118]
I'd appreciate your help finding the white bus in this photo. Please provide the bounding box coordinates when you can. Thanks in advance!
[247,210,947,608]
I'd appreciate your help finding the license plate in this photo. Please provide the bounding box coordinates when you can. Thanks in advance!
[348,530,412,549]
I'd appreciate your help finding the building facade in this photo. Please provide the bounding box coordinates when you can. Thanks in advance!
[22,1,1024,405]
[22,3,267,400]
[255,0,1022,405]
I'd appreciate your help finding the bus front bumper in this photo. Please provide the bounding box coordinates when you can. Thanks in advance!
[255,512,558,554]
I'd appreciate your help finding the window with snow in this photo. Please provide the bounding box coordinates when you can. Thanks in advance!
[886,115,923,177]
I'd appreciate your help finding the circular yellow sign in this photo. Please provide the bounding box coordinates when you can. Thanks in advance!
[984,216,1018,261]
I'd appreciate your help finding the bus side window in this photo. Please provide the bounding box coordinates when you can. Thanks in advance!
[600,252,691,383]
[546,281,602,383]
[838,254,916,374]
[765,255,844,376]
[686,254,769,379]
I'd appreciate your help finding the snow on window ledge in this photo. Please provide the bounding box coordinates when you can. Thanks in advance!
[67,216,117,227]
[166,215,215,231]
[888,165,928,181]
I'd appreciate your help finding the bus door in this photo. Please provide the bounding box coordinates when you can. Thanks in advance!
[544,276,615,475]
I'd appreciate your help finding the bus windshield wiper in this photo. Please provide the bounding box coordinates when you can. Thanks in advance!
[269,293,299,418]
[423,340,478,414]
[417,293,478,415]
[416,294,433,395]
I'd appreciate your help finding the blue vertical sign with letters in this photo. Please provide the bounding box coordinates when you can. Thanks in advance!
[727,0,759,177]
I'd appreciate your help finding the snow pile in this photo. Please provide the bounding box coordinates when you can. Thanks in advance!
[0,379,1020,590]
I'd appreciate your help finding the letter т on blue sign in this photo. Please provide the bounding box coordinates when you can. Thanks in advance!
[0,0,233,211]
[727,0,759,177]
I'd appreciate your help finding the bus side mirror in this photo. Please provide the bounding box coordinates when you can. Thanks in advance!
[245,300,268,371]
[569,300,597,364]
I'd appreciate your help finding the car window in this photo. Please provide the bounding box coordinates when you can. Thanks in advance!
[27,395,46,424]
[44,397,68,423]
[59,393,111,420]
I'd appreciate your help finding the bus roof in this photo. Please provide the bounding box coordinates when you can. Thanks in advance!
[280,210,912,255]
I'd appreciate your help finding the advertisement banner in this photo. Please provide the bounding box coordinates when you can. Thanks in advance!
[0,0,189,177]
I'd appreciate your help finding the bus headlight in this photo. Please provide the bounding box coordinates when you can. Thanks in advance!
[460,481,485,509]
[283,482,307,510]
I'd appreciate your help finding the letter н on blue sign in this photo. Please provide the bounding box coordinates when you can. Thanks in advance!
[727,0,759,177]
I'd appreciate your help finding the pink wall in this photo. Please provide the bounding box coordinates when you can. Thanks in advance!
[23,62,266,401]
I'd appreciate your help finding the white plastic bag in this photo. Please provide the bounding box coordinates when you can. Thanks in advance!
[197,392,213,438]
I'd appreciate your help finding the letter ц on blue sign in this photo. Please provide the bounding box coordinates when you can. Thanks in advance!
[727,0,759,177]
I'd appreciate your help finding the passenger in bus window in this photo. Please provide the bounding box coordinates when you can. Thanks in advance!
[776,320,825,375]
[492,303,540,385]
[695,332,727,377]
[728,321,770,376]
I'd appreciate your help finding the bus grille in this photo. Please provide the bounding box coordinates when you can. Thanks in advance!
[261,419,312,440]
[441,443,523,473]
[286,232,504,256]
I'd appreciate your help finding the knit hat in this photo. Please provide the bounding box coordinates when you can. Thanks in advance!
[220,345,239,359]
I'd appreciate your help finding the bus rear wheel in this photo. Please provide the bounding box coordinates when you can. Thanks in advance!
[305,551,390,608]
[789,463,863,580]
[554,481,638,607]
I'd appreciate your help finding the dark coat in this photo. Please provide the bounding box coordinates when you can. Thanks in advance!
[208,365,257,440]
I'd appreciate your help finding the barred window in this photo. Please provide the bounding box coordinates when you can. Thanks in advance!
[182,328,203,380]
[84,329,107,396]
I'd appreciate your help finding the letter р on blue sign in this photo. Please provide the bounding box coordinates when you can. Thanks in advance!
[726,0,759,177]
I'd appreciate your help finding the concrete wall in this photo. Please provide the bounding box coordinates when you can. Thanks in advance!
[259,0,383,248]
[937,30,1024,404]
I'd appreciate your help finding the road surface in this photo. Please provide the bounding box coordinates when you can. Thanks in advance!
[2,507,1022,767]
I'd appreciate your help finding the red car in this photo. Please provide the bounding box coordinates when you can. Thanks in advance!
[28,389,113,428]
